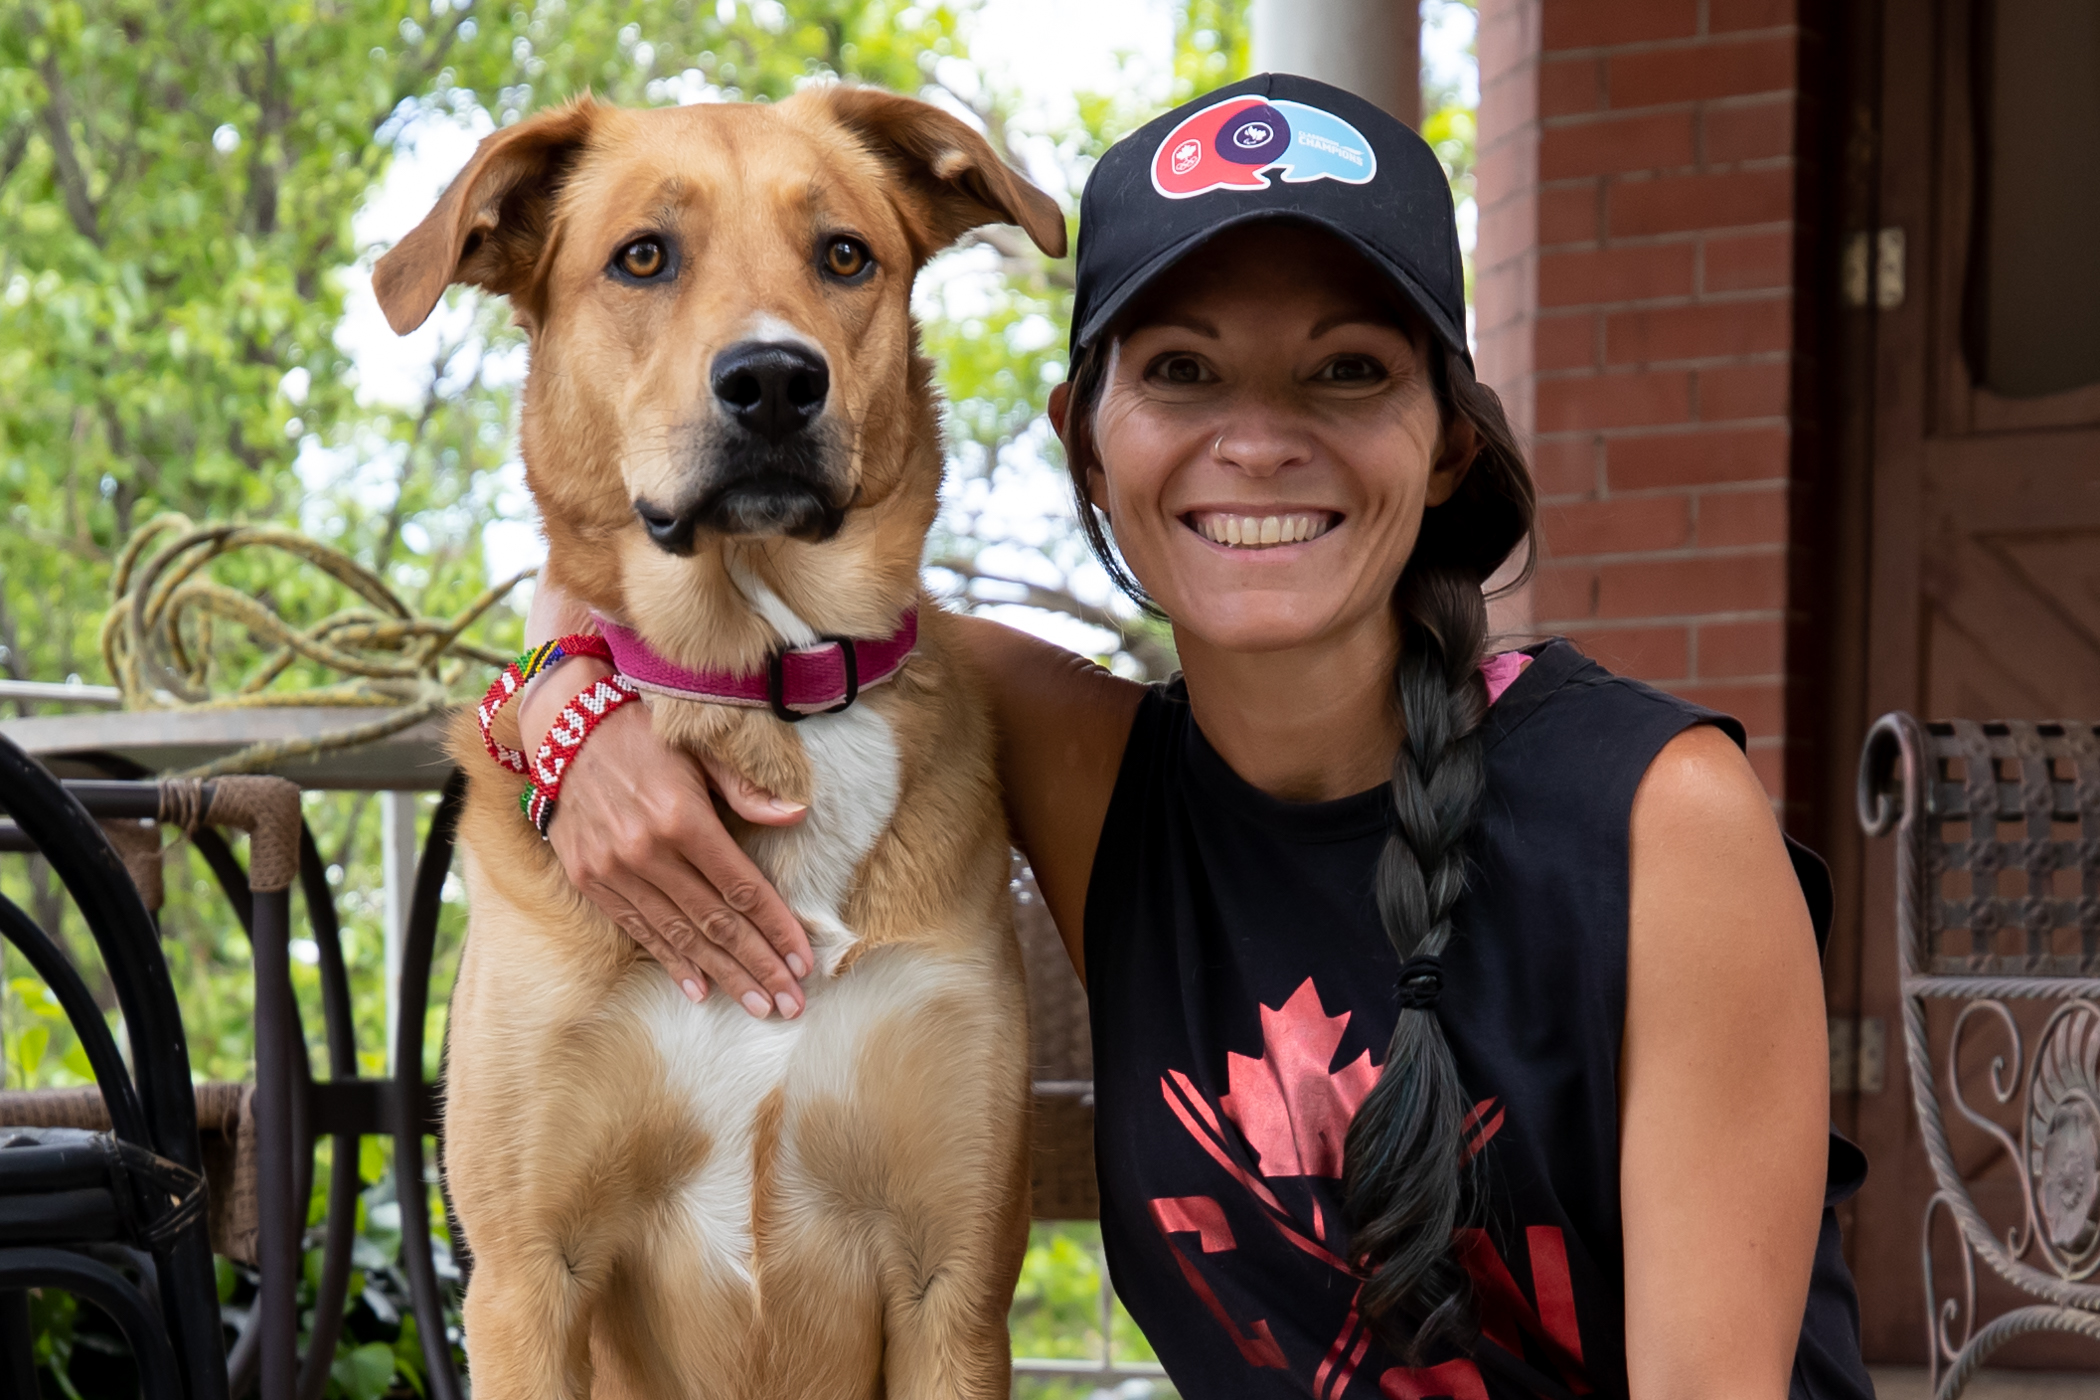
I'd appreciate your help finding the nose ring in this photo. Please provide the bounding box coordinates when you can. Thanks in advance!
[1212,434,1226,459]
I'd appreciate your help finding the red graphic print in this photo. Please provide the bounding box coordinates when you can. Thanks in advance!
[1150,1195,1236,1253]
[1156,978,1593,1396]
[1314,1303,1374,1400]
[1220,978,1381,1177]
[1378,1359,1490,1399]
[1149,1195,1290,1369]
[1161,1069,1353,1271]
[1457,1227,1590,1393]
[1462,1097,1506,1162]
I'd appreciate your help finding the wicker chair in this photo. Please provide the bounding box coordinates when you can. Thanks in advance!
[1858,715,2100,1396]
[1015,854,1097,1221]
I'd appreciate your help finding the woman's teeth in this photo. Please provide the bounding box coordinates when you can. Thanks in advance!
[1191,512,1334,549]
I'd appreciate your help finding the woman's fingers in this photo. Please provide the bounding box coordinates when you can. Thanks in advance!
[699,750,810,828]
[587,882,710,1003]
[643,838,809,1016]
[665,784,816,984]
[617,878,787,1018]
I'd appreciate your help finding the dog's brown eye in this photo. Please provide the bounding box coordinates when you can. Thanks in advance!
[618,238,666,279]
[823,238,872,280]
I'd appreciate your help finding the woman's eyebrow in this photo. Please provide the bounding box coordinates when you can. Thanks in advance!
[1133,313,1220,339]
[1308,311,1406,339]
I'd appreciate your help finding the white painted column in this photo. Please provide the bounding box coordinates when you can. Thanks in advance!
[1251,0,1421,126]
[381,790,419,1073]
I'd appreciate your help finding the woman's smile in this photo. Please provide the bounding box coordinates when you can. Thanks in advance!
[1184,508,1342,549]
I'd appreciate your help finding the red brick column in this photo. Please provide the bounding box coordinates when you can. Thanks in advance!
[1477,0,1808,803]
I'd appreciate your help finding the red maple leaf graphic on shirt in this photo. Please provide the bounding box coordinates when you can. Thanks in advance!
[1219,979,1382,1178]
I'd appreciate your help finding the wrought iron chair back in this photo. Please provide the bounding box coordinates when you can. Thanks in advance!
[0,733,227,1400]
[1858,714,2100,1396]
[0,736,443,1400]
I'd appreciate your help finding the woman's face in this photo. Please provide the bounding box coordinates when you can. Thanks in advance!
[1055,224,1475,658]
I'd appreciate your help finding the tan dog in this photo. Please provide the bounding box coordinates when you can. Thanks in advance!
[373,86,1065,1397]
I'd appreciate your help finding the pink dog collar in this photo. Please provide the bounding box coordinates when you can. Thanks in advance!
[594,609,919,722]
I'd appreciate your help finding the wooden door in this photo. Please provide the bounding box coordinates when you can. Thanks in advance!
[1842,0,2100,1365]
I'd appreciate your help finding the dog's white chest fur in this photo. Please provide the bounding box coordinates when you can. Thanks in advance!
[620,699,924,1284]
[742,703,901,972]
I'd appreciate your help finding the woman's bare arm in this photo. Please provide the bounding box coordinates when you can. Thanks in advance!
[1620,724,1827,1399]
[517,581,1141,1007]
[948,614,1144,981]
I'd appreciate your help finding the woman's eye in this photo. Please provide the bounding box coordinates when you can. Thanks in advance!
[823,237,873,280]
[1155,355,1207,384]
[616,238,668,279]
[1322,355,1386,383]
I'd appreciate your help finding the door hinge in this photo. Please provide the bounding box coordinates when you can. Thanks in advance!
[1875,227,1905,309]
[1841,228,1906,310]
[1842,231,1871,307]
[1829,1016,1886,1094]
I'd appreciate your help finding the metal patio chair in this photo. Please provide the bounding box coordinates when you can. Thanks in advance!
[0,732,468,1399]
[0,735,229,1400]
[1859,715,2100,1396]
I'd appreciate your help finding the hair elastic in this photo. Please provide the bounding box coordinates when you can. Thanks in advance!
[1395,954,1443,1010]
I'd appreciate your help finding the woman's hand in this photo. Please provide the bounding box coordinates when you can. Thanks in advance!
[518,651,816,1020]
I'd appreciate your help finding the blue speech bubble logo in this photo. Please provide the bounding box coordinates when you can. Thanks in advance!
[1268,100,1378,187]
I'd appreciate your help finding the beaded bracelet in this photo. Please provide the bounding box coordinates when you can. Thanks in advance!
[476,634,641,836]
[520,674,641,833]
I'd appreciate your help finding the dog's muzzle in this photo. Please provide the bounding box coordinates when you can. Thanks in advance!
[635,340,850,553]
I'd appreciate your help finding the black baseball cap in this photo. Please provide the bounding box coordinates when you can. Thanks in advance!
[1070,73,1469,368]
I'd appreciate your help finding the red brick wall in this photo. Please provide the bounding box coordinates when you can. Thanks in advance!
[1476,0,1812,807]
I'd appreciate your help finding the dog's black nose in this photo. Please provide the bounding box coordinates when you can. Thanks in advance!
[711,341,829,441]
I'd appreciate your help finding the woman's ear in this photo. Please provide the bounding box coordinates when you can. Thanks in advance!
[1425,413,1482,508]
[1048,381,1109,516]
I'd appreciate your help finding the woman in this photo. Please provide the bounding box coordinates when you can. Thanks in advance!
[513,75,1871,1398]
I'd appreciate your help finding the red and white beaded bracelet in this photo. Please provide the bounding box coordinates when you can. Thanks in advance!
[476,634,642,836]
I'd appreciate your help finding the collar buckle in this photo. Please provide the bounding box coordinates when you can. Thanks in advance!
[766,635,861,723]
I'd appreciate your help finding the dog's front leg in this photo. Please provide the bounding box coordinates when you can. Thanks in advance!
[878,1245,1019,1400]
[459,1241,603,1399]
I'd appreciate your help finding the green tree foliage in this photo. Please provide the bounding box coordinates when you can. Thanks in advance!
[1420,0,1479,295]
[1172,0,1251,103]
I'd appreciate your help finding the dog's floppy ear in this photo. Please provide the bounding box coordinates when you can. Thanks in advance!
[373,99,601,335]
[818,86,1067,264]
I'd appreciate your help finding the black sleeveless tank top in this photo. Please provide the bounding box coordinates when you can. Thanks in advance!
[1083,639,1872,1399]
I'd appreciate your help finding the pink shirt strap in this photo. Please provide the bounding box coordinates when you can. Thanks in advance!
[1481,650,1533,707]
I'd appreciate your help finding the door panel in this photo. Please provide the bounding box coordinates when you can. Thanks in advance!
[1847,0,2100,1365]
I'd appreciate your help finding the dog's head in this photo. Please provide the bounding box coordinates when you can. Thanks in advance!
[374,88,1064,648]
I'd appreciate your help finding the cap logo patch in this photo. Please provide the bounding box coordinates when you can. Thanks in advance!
[1150,96,1378,200]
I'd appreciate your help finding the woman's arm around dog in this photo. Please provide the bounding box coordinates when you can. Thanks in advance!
[516,582,1142,1012]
